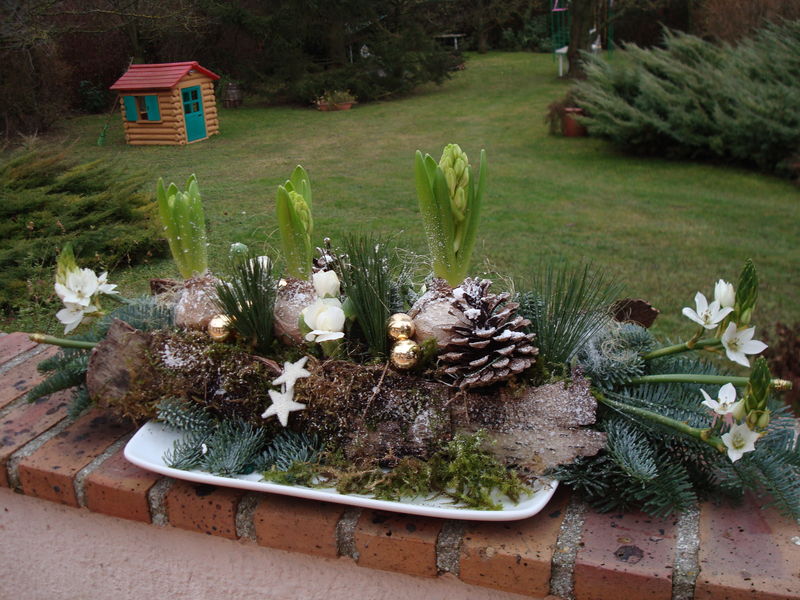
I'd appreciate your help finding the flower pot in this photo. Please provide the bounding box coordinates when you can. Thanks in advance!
[316,102,354,112]
[561,107,587,137]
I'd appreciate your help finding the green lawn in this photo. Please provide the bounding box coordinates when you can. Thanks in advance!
[38,52,800,336]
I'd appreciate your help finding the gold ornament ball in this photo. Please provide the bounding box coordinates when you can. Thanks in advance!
[387,313,415,341]
[390,339,420,369]
[207,314,232,342]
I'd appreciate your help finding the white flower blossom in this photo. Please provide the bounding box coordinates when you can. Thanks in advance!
[96,272,119,296]
[700,383,741,416]
[721,422,762,462]
[682,292,733,330]
[713,279,735,309]
[55,301,101,334]
[312,270,340,298]
[55,268,100,307]
[720,323,767,367]
[302,298,346,343]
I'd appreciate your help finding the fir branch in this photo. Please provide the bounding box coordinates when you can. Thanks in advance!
[338,234,396,358]
[254,430,323,472]
[202,419,267,477]
[518,262,622,367]
[25,353,89,403]
[67,385,92,419]
[156,398,215,434]
[605,417,657,482]
[96,296,174,333]
[578,323,652,389]
[163,430,210,470]
[215,252,277,352]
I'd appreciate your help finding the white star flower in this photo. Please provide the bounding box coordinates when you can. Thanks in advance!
[272,356,311,391]
[700,383,740,415]
[55,302,90,334]
[56,267,100,307]
[682,292,733,330]
[96,271,119,296]
[721,422,762,462]
[261,388,307,427]
[720,323,768,367]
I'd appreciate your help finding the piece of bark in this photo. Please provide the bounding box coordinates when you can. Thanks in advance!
[86,319,151,407]
[455,372,607,474]
[611,298,660,328]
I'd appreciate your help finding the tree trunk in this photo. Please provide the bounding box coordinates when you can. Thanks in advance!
[566,0,595,78]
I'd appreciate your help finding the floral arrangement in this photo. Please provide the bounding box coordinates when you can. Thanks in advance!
[28,145,798,517]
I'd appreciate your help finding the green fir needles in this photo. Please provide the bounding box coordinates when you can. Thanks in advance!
[276,166,314,279]
[215,253,277,352]
[338,234,396,357]
[519,263,622,367]
[415,144,486,287]
[156,174,208,279]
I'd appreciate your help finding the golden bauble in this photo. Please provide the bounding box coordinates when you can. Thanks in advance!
[387,313,415,341]
[207,314,232,342]
[390,338,420,369]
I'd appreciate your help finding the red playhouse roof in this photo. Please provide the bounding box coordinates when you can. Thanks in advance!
[110,62,220,91]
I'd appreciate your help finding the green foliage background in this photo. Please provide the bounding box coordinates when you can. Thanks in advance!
[576,21,800,176]
[0,147,167,325]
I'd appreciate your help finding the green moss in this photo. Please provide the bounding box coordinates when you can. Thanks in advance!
[263,430,532,511]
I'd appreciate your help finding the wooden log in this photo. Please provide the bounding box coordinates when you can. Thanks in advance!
[128,139,185,146]
[128,129,178,138]
[128,134,182,140]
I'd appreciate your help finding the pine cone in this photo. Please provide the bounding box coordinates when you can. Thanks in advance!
[439,278,538,389]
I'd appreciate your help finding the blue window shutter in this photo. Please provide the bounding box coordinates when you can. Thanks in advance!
[145,95,160,121]
[123,96,138,121]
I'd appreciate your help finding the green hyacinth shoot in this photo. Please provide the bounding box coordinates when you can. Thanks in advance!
[156,174,208,279]
[415,144,486,287]
[276,165,314,279]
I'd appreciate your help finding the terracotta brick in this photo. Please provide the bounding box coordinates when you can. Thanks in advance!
[459,490,568,597]
[83,447,161,523]
[695,497,800,600]
[0,346,58,409]
[17,408,131,506]
[574,509,676,600]
[0,333,38,367]
[354,510,442,578]
[253,494,344,558]
[165,480,244,539]
[0,389,70,487]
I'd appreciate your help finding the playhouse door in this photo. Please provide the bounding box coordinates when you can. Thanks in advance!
[182,86,207,142]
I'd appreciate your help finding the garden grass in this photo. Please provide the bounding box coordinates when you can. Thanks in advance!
[22,51,800,337]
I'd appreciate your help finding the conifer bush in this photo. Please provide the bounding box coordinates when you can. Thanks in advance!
[0,147,166,319]
[575,21,800,176]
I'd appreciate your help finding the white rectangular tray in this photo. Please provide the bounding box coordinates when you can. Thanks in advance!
[124,421,558,521]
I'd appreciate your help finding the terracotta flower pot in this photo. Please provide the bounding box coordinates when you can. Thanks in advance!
[561,107,588,137]
[316,102,354,111]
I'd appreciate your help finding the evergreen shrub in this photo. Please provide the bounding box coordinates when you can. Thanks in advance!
[0,147,167,319]
[575,21,800,176]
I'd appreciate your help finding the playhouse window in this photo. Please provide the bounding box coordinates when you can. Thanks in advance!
[123,95,161,122]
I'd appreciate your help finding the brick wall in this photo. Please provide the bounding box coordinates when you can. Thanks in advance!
[1,332,798,599]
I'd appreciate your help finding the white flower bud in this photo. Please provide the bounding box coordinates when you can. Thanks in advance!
[714,279,735,309]
[312,270,340,298]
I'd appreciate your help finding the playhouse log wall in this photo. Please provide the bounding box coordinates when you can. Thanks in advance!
[120,73,218,146]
